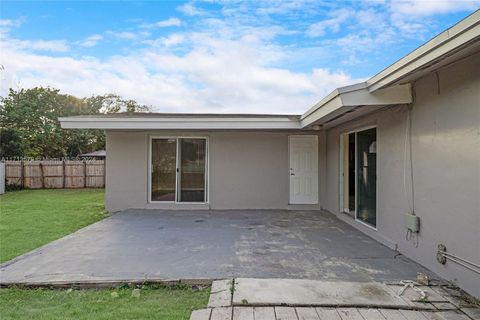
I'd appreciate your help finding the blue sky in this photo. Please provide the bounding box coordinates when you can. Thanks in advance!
[1,1,478,113]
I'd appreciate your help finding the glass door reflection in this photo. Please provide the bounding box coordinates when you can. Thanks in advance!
[179,138,206,202]
[151,138,177,201]
[356,128,377,227]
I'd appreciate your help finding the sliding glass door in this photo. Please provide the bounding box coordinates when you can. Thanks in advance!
[356,128,377,227]
[151,138,177,201]
[341,127,377,228]
[179,139,207,202]
[150,137,207,203]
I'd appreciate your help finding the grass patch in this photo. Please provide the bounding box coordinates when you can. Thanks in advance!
[0,189,107,263]
[0,190,210,318]
[0,285,209,320]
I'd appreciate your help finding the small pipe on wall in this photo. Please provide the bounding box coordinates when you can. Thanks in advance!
[437,244,480,275]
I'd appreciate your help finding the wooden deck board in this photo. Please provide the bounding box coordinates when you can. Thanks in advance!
[254,307,276,320]
[316,308,342,320]
[211,307,233,320]
[337,308,364,320]
[358,308,386,320]
[379,309,408,320]
[295,307,320,320]
[233,307,254,320]
[275,307,298,320]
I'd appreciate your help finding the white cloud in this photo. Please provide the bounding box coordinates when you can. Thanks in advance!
[306,9,353,37]
[144,33,186,47]
[0,17,25,36]
[27,40,69,52]
[3,38,69,52]
[388,0,480,38]
[390,0,480,16]
[0,30,359,113]
[336,25,397,51]
[254,0,317,16]
[178,2,206,16]
[356,9,388,30]
[79,34,103,47]
[0,19,22,27]
[154,17,182,28]
[106,30,138,40]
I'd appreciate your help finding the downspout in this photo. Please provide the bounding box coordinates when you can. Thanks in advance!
[404,82,419,247]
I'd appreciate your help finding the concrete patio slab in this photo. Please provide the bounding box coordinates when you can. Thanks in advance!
[232,278,409,308]
[1,209,435,285]
[208,279,233,307]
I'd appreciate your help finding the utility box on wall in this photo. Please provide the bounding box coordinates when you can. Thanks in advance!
[405,213,420,233]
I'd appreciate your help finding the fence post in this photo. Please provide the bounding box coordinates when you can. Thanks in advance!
[83,160,87,188]
[0,161,5,194]
[62,159,66,188]
[20,160,25,188]
[39,162,45,188]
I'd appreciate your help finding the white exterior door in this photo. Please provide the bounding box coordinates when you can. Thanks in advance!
[289,135,318,204]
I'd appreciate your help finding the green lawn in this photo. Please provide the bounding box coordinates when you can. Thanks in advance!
[0,188,107,263]
[0,285,209,320]
[0,189,209,319]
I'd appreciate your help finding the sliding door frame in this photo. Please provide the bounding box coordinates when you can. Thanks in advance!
[148,135,209,204]
[339,125,377,230]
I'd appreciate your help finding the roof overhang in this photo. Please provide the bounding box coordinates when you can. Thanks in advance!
[59,84,412,131]
[298,10,479,129]
[59,115,303,130]
[367,10,480,92]
[300,83,412,128]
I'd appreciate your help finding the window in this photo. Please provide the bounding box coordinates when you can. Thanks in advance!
[150,137,208,203]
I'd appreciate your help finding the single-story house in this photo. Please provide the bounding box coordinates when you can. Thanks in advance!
[60,12,480,298]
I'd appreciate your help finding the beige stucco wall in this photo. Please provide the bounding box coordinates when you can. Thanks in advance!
[324,52,480,297]
[105,130,325,212]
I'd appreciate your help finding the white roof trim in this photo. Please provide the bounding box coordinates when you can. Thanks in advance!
[59,83,412,130]
[59,116,303,130]
[301,82,367,120]
[367,10,480,92]
[300,84,412,128]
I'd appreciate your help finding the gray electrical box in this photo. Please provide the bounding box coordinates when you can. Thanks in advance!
[405,213,420,233]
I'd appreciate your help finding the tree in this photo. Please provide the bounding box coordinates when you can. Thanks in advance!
[0,87,150,158]
[0,128,23,158]
[84,94,150,114]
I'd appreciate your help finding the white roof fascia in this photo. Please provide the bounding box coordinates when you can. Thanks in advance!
[301,94,345,128]
[367,10,480,92]
[300,83,412,128]
[301,82,367,120]
[341,83,412,106]
[59,116,303,130]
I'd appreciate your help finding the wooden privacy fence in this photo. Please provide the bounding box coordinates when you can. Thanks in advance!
[5,160,105,189]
